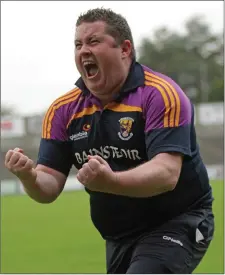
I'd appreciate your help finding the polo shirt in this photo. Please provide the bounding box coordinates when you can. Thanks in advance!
[37,61,213,240]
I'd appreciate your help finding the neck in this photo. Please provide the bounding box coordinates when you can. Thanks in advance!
[99,77,126,106]
[94,59,133,106]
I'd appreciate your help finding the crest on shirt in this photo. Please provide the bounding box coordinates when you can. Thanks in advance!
[118,117,134,140]
[83,124,91,132]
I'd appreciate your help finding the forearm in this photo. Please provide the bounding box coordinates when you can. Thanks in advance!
[20,169,63,203]
[115,158,179,198]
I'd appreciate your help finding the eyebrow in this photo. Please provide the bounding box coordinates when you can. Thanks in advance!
[74,34,101,43]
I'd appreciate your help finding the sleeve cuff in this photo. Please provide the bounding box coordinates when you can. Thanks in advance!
[148,145,192,160]
[36,157,71,177]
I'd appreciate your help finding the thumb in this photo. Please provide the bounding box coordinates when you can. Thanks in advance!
[14,148,24,154]
[88,155,108,165]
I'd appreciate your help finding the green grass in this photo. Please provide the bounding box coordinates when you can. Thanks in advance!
[1,181,224,273]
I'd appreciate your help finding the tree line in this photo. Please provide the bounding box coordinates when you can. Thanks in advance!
[137,15,223,103]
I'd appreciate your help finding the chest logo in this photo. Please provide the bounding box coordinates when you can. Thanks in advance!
[118,117,134,141]
[69,124,91,141]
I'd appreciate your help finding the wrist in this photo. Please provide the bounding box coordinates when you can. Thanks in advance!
[18,168,37,186]
[111,172,124,194]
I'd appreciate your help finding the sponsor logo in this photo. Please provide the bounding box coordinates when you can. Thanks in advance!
[69,131,87,141]
[69,124,91,141]
[196,228,204,243]
[118,117,134,140]
[163,236,183,247]
[75,146,141,164]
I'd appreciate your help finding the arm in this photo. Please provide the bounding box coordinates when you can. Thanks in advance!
[115,153,182,197]
[4,147,69,203]
[20,164,67,204]
[5,99,73,203]
[30,101,73,202]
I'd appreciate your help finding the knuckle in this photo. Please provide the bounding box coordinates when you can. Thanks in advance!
[19,155,27,162]
[23,159,30,167]
[17,159,26,167]
[82,163,88,169]
[99,166,105,173]
[12,152,20,159]
[89,159,97,168]
[27,159,33,168]
[22,155,28,162]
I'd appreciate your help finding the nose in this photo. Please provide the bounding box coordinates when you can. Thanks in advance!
[78,44,91,56]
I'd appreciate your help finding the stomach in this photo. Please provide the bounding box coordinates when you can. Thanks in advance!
[87,172,213,240]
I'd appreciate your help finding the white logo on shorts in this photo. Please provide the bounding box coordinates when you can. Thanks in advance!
[196,228,204,243]
[163,235,183,247]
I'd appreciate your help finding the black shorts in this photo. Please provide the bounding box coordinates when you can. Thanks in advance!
[106,208,214,274]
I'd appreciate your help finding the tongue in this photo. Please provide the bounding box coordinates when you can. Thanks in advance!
[89,66,98,76]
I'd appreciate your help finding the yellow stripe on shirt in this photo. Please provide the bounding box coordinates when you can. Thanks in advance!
[42,88,81,138]
[144,71,181,127]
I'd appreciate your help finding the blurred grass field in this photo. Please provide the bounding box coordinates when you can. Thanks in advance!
[1,180,224,274]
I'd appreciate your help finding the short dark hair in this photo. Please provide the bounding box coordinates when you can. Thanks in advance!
[76,8,136,59]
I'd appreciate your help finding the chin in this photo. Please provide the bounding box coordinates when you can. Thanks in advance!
[86,81,104,93]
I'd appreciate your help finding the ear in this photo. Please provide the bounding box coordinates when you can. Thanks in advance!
[121,40,132,59]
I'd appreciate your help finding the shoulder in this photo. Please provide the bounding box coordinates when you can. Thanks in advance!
[44,87,82,120]
[47,87,82,112]
[140,64,191,105]
[141,64,185,97]
[42,87,82,139]
[140,65,192,127]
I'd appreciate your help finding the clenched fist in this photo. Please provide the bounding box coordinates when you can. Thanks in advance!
[77,155,119,193]
[5,148,37,181]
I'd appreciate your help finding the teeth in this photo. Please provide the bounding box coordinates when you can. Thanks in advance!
[83,61,95,66]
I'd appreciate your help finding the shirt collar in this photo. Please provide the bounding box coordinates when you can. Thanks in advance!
[74,60,145,98]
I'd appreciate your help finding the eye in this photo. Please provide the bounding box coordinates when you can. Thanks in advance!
[75,43,82,50]
[90,40,99,45]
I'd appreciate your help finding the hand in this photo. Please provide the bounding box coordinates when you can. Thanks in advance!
[5,148,37,181]
[77,155,118,193]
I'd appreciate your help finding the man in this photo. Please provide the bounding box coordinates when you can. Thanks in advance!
[5,8,214,274]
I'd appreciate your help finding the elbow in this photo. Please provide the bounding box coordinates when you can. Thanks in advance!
[152,152,183,194]
[28,196,56,204]
[166,177,178,191]
[36,198,56,204]
[26,192,58,204]
[164,168,180,192]
[35,194,59,204]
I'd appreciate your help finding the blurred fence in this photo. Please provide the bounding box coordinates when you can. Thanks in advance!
[1,176,84,196]
[1,102,223,196]
[1,164,223,196]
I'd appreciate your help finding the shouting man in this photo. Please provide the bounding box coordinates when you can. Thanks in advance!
[5,8,214,274]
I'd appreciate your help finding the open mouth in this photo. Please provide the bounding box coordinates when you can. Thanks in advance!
[83,61,99,78]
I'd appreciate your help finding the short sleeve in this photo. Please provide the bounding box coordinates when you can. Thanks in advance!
[143,74,193,160]
[36,101,73,176]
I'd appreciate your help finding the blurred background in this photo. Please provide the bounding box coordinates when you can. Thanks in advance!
[1,1,224,274]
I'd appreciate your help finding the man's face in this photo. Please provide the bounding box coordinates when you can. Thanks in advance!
[75,21,131,95]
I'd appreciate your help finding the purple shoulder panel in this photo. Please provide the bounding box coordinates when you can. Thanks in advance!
[141,65,192,132]
[42,88,92,141]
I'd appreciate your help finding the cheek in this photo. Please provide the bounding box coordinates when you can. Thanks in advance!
[98,50,121,68]
[75,53,82,70]
[74,52,79,63]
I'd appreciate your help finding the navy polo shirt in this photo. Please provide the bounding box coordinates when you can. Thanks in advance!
[37,61,213,240]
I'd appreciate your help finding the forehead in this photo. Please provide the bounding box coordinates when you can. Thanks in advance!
[75,21,108,40]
